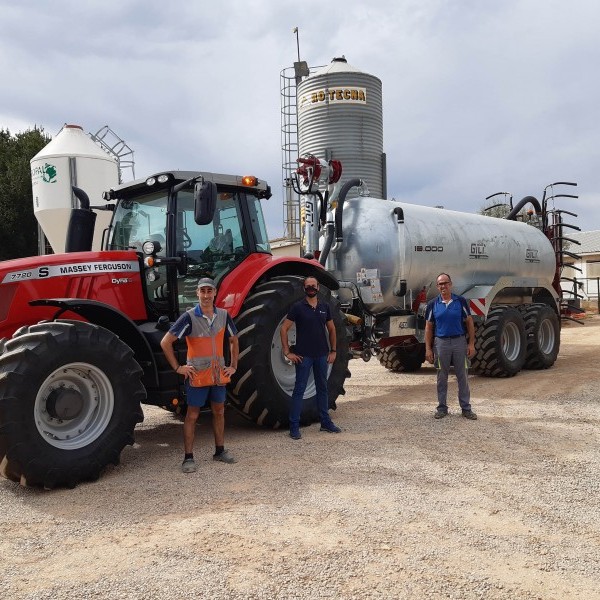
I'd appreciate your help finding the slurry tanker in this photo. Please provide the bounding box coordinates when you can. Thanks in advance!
[0,144,578,488]
[295,155,579,376]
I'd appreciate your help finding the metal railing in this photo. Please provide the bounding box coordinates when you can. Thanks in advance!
[561,276,600,313]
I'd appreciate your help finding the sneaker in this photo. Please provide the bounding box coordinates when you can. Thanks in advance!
[462,410,478,420]
[289,428,302,440]
[320,421,341,433]
[181,458,197,473]
[213,449,236,463]
[434,410,448,419]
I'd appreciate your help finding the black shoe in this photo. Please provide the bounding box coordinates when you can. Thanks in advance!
[434,410,448,419]
[320,421,341,433]
[462,410,478,420]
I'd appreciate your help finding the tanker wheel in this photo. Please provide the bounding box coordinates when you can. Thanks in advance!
[521,304,560,369]
[0,320,145,489]
[379,344,424,373]
[229,276,349,428]
[472,306,526,377]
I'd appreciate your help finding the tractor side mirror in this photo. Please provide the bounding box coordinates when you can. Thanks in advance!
[194,181,217,225]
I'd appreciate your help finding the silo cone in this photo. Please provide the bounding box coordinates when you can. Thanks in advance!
[30,124,119,253]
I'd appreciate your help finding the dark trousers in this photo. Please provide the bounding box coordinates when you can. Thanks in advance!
[290,355,329,429]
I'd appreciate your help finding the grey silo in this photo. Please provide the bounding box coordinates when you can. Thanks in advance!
[297,56,386,199]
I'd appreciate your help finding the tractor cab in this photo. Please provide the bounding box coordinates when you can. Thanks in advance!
[105,171,272,319]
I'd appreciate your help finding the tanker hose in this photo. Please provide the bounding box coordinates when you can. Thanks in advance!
[335,178,363,244]
[319,221,335,266]
[505,195,541,220]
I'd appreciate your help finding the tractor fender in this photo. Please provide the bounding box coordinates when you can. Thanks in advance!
[216,254,339,318]
[28,298,158,387]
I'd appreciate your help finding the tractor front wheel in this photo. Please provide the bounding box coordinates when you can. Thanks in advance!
[0,321,145,488]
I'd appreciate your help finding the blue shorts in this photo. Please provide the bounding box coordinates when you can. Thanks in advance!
[185,381,227,407]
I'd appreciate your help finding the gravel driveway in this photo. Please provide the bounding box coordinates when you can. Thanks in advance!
[2,316,599,600]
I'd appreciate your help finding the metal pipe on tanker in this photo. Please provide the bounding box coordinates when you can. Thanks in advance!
[302,191,320,256]
[332,177,363,248]
[318,220,335,266]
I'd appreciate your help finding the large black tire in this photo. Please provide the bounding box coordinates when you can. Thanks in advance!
[521,304,560,370]
[229,276,349,428]
[471,306,526,377]
[0,321,145,489]
[379,343,424,373]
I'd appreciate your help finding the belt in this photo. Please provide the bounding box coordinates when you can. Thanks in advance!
[437,334,465,339]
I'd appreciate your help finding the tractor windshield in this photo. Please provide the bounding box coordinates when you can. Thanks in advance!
[107,185,271,312]
[108,191,168,253]
[175,189,268,309]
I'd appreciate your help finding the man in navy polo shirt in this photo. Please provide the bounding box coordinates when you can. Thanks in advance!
[425,273,477,420]
[280,276,341,439]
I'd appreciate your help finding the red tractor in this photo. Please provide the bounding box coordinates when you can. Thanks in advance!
[0,171,349,488]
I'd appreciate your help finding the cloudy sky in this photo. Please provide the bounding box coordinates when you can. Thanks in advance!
[2,0,599,238]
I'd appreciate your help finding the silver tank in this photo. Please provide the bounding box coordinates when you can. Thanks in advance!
[327,197,556,313]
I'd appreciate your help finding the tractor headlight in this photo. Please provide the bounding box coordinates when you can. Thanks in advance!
[142,240,161,255]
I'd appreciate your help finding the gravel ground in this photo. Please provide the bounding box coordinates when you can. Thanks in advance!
[1,316,599,600]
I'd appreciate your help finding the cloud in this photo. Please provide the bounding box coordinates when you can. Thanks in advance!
[1,0,599,238]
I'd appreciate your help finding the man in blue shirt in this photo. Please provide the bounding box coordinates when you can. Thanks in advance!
[280,276,341,439]
[425,273,477,420]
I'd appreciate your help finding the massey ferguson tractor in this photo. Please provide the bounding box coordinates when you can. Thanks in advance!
[0,170,350,488]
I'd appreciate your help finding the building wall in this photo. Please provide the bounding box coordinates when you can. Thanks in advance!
[270,241,301,258]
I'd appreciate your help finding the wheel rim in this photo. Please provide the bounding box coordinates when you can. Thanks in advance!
[501,321,522,362]
[270,317,332,398]
[538,318,556,355]
[34,362,114,450]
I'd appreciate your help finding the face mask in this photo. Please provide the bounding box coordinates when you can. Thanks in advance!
[304,285,318,298]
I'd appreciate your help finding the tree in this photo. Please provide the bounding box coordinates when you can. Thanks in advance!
[0,127,52,260]
[480,202,511,218]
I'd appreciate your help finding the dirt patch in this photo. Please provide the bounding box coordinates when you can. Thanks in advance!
[2,316,599,599]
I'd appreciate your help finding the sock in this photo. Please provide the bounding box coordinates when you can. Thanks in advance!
[214,446,224,456]
[184,453,193,461]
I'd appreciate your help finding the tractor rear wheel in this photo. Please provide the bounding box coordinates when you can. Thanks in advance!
[229,276,349,428]
[521,304,560,369]
[0,320,145,489]
[471,306,526,377]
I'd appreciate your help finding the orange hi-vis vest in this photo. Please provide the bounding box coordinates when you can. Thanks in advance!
[185,306,231,387]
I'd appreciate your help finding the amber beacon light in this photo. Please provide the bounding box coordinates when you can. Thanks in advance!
[241,175,258,187]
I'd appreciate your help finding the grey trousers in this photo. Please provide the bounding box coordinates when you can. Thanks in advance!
[434,336,471,412]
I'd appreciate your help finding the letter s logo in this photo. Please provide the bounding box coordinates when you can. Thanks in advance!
[38,267,49,278]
